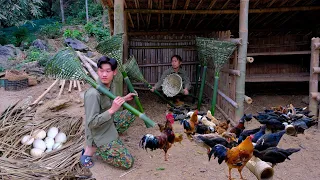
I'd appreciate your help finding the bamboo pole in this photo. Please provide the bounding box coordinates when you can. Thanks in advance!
[31,80,59,105]
[73,80,77,89]
[114,0,124,97]
[309,38,320,115]
[310,92,320,102]
[68,80,73,93]
[235,0,249,121]
[125,6,320,14]
[76,51,99,81]
[221,69,240,76]
[205,81,239,108]
[247,57,254,63]
[57,80,66,99]
[313,67,320,73]
[244,95,253,104]
[314,43,320,50]
[76,51,97,68]
[77,81,82,92]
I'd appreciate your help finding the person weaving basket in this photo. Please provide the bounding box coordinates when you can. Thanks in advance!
[151,55,191,105]
[80,56,137,169]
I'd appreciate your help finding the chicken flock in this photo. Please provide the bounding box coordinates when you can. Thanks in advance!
[139,104,318,180]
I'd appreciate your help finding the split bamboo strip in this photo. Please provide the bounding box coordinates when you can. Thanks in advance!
[205,81,238,108]
[68,80,73,93]
[57,80,66,99]
[31,79,59,105]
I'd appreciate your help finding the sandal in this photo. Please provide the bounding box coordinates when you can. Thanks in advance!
[80,149,94,168]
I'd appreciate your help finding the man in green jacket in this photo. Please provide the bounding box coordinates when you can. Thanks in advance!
[80,56,137,169]
[151,55,191,104]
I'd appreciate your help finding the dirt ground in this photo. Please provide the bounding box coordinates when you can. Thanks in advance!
[1,80,320,180]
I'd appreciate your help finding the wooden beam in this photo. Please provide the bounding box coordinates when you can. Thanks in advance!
[146,0,152,29]
[124,1,134,28]
[313,67,320,73]
[247,51,311,56]
[221,69,240,76]
[176,0,190,28]
[185,0,203,29]
[126,6,320,14]
[169,0,178,28]
[267,0,278,7]
[129,45,194,49]
[195,0,217,29]
[246,73,310,82]
[137,61,197,67]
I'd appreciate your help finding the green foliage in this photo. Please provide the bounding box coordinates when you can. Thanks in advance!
[39,22,62,39]
[24,47,50,67]
[0,66,4,72]
[0,0,43,27]
[84,22,110,41]
[63,29,83,40]
[12,27,30,46]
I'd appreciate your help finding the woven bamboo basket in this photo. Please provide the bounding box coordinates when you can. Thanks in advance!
[162,73,182,97]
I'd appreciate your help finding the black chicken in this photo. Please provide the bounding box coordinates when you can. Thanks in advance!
[253,147,300,167]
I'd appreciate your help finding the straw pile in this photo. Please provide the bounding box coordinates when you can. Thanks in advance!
[0,102,92,179]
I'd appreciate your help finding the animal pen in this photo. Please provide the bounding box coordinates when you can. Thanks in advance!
[101,0,320,124]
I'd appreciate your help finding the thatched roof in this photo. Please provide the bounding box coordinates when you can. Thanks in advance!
[102,0,320,37]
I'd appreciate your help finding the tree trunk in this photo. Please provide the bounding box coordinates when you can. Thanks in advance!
[85,0,89,23]
[60,0,65,24]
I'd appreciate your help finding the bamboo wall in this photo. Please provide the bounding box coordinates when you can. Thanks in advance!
[129,31,237,122]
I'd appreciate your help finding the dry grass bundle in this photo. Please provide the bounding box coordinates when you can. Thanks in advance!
[0,102,92,179]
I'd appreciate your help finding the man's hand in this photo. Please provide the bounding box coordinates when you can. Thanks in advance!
[108,96,126,115]
[150,87,155,92]
[123,92,138,101]
[183,88,189,95]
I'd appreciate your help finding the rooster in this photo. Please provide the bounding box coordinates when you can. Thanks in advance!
[139,120,175,161]
[210,136,254,180]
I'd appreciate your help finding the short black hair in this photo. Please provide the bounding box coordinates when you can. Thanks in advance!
[97,56,118,70]
[171,55,182,62]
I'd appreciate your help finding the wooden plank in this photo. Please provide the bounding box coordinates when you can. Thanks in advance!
[125,6,320,14]
[247,51,311,56]
[246,73,310,82]
[129,45,195,49]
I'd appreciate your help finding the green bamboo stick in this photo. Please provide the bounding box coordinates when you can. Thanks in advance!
[122,72,144,113]
[194,64,201,97]
[85,76,155,128]
[144,82,177,108]
[210,71,220,116]
[197,66,207,110]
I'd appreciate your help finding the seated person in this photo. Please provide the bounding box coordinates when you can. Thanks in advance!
[151,55,191,105]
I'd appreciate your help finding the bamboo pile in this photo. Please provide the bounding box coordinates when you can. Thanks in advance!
[0,102,92,179]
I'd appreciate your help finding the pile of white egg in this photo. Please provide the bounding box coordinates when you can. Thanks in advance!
[21,127,67,157]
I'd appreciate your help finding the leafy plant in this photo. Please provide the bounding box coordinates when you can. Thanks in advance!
[84,22,110,42]
[39,22,62,39]
[12,27,30,46]
[63,29,83,40]
[24,47,50,66]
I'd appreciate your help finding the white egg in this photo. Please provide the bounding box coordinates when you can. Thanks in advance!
[47,127,59,138]
[54,132,67,143]
[30,148,44,157]
[21,135,34,145]
[32,129,46,139]
[33,139,46,151]
[53,142,62,150]
[44,137,55,149]
[45,148,52,153]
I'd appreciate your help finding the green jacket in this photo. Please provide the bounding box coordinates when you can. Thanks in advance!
[154,67,191,91]
[84,79,118,147]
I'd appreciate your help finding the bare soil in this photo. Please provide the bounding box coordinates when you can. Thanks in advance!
[1,80,319,180]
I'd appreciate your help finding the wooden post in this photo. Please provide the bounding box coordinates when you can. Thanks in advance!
[113,0,124,97]
[309,38,320,115]
[235,0,249,121]
[123,9,129,95]
[85,0,89,23]
[59,0,65,24]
